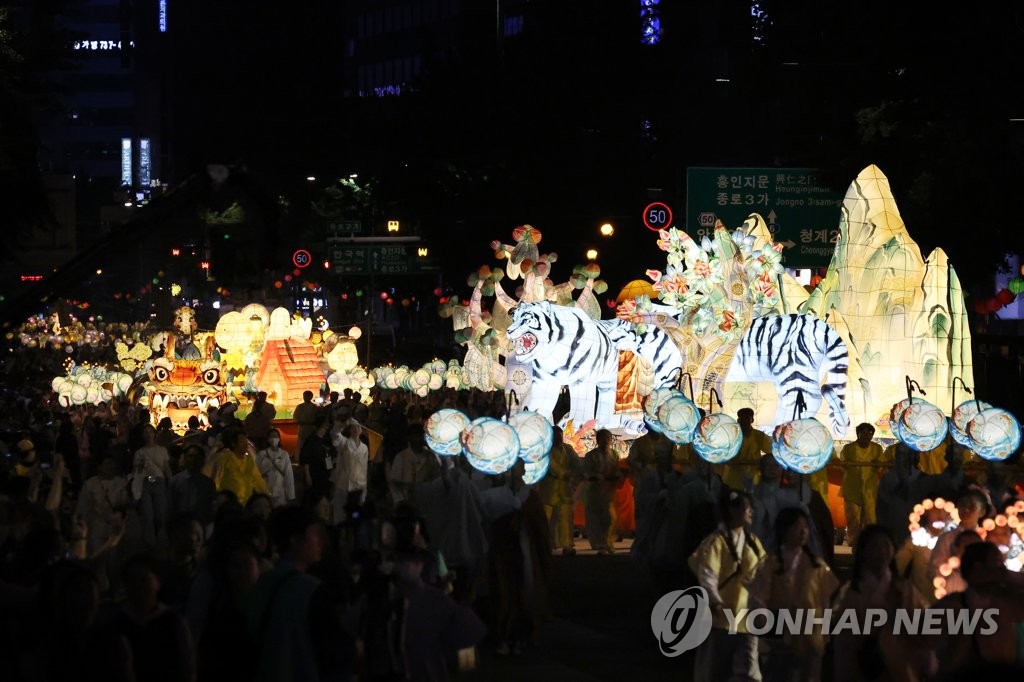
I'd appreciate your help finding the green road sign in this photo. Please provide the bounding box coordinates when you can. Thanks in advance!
[326,220,364,240]
[332,244,438,276]
[685,167,845,268]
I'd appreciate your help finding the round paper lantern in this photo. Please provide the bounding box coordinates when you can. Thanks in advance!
[893,400,948,452]
[461,417,520,474]
[523,454,550,485]
[997,289,1015,306]
[425,409,471,456]
[692,413,742,464]
[656,394,701,445]
[616,279,657,303]
[1012,278,1024,296]
[772,419,834,474]
[509,411,554,463]
[967,408,1022,461]
[644,387,680,434]
[950,400,993,447]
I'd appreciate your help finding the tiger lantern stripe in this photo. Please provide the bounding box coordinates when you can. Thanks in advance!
[731,313,850,437]
[506,302,682,430]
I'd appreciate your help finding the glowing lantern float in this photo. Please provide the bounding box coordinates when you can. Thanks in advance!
[509,410,554,463]
[461,417,520,474]
[425,409,471,456]
[967,408,1022,461]
[772,418,834,474]
[692,413,742,464]
[523,454,550,485]
[949,400,993,447]
[892,399,948,452]
[643,387,681,434]
[655,393,701,444]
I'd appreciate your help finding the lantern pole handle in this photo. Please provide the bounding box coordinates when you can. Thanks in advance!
[951,377,972,420]
[708,388,723,415]
[905,376,926,404]
[678,372,695,403]
[792,388,807,421]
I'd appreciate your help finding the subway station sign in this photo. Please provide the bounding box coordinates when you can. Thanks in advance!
[685,167,845,268]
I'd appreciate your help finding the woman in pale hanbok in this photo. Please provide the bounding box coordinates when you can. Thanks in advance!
[753,506,838,682]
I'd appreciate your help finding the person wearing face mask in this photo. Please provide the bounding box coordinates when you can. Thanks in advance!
[256,429,295,508]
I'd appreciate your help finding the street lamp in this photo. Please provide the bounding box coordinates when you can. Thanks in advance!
[600,223,614,236]
[586,248,598,261]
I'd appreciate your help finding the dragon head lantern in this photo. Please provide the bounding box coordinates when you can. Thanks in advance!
[146,331,226,431]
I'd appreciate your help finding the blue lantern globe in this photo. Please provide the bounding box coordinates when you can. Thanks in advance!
[425,409,471,456]
[950,400,993,448]
[692,413,742,464]
[643,387,679,434]
[461,417,520,474]
[968,408,1022,462]
[523,454,550,485]
[772,419,834,474]
[656,394,701,445]
[893,400,948,452]
[509,410,554,463]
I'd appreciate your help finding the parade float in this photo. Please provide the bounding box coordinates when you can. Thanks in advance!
[437,166,1020,464]
[43,300,376,431]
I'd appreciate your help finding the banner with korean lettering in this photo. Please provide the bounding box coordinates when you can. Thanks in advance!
[685,168,845,268]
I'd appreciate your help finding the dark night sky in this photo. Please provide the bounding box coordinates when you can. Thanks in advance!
[6,1,1024,315]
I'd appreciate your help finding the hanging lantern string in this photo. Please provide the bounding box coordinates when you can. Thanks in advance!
[905,376,926,404]
[182,316,375,338]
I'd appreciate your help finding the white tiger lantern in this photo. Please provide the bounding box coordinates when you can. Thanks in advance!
[505,300,681,434]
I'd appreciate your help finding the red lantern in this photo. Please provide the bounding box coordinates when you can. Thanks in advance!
[996,289,1015,306]
[986,298,1002,313]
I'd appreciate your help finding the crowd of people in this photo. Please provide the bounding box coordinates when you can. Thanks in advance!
[0,385,1022,681]
[628,413,1024,681]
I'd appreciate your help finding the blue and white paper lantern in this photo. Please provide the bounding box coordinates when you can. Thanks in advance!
[692,413,742,464]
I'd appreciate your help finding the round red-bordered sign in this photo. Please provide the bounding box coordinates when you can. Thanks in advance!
[642,202,673,232]
[292,249,312,268]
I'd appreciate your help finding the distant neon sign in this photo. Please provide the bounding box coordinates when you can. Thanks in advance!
[139,139,151,186]
[121,138,132,187]
[159,0,168,32]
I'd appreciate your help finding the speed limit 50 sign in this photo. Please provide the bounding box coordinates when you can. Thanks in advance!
[642,202,673,232]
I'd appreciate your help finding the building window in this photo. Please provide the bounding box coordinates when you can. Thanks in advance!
[640,0,662,45]
[503,16,524,37]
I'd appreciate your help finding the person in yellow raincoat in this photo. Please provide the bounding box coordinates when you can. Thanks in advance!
[539,426,582,556]
[722,408,771,492]
[213,429,269,505]
[839,423,882,547]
